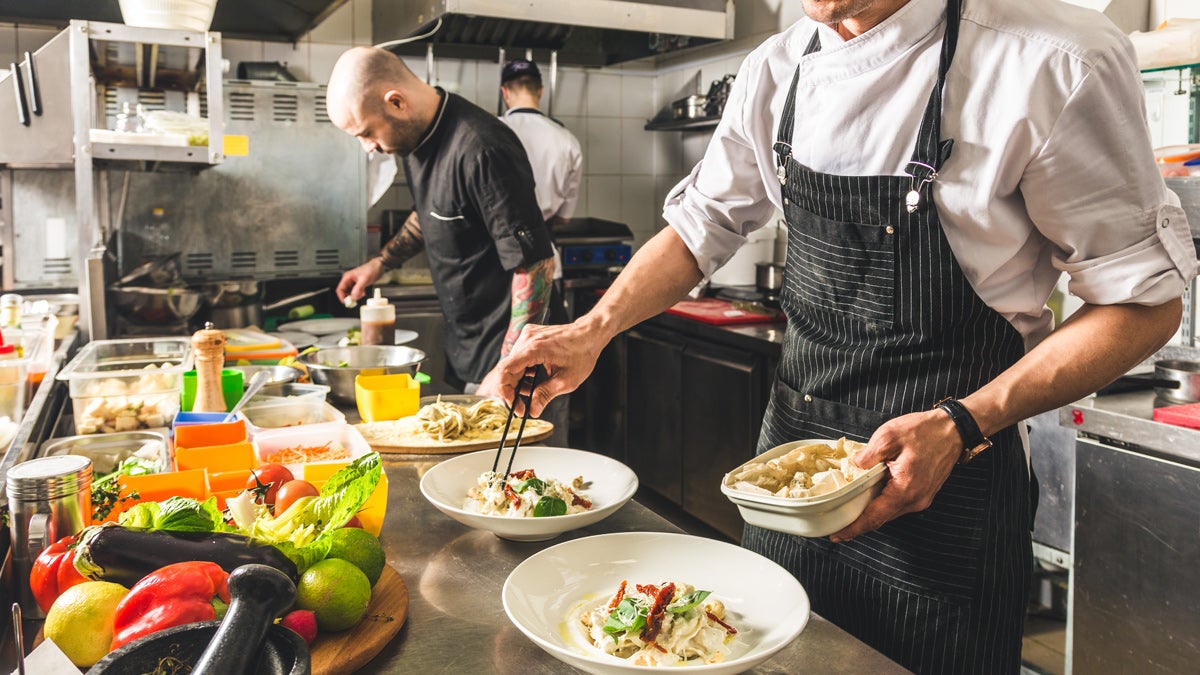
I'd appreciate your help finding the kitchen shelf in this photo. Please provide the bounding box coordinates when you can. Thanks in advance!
[644,116,722,132]
[1142,61,1200,74]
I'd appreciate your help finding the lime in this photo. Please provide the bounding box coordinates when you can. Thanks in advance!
[44,581,129,667]
[326,527,386,587]
[296,558,372,632]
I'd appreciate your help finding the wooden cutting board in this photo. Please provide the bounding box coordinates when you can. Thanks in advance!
[311,563,409,674]
[356,417,554,454]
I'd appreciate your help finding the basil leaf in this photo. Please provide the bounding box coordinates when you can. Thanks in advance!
[513,478,546,495]
[666,590,711,614]
[532,496,567,517]
[603,598,647,636]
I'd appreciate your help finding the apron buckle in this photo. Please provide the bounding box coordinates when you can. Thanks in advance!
[777,164,788,185]
[904,161,939,213]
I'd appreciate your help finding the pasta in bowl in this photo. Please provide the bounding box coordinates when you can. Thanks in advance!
[503,532,810,674]
[419,446,637,541]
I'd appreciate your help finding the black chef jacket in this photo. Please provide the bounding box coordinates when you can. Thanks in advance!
[402,90,555,385]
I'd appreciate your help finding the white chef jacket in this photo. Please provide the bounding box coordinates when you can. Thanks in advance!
[501,108,583,222]
[664,0,1199,350]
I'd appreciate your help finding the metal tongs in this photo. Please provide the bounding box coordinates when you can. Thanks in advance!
[490,366,540,485]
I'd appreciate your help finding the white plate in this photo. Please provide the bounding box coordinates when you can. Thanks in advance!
[419,446,637,542]
[503,531,810,674]
[314,328,419,348]
[276,318,360,335]
[269,331,317,350]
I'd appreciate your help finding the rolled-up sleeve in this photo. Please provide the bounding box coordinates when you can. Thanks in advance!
[1022,40,1198,306]
[663,56,780,280]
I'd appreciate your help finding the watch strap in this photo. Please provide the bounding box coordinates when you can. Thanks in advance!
[935,397,991,464]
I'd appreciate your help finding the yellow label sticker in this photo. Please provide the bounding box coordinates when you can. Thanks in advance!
[223,135,249,156]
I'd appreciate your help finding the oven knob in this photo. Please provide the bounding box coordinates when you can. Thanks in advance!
[604,248,617,261]
[581,249,594,262]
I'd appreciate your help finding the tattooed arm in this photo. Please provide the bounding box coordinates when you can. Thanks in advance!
[503,256,554,356]
[336,211,425,303]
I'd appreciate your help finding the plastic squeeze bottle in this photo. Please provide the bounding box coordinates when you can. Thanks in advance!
[360,289,395,346]
[191,322,227,412]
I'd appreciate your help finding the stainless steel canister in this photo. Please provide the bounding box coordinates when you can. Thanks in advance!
[6,454,93,617]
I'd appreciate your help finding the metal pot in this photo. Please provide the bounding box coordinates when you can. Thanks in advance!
[199,281,264,329]
[110,286,204,325]
[756,262,785,292]
[1154,359,1200,403]
[672,95,708,120]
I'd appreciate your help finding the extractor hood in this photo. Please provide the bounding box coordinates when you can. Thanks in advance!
[374,0,734,67]
[0,0,350,42]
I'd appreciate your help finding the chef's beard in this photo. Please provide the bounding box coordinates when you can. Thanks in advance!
[801,0,894,25]
[380,113,427,157]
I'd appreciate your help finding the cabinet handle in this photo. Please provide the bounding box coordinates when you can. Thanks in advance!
[24,51,41,116]
[10,61,29,126]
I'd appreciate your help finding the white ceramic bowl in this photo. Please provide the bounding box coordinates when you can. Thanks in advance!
[503,531,810,674]
[720,439,888,537]
[419,446,638,542]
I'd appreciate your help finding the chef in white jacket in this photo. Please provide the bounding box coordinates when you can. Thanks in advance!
[492,0,1199,672]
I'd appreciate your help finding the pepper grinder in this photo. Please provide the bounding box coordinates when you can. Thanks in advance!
[191,322,227,413]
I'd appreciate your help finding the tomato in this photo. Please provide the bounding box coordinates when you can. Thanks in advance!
[342,515,363,529]
[246,464,295,506]
[274,479,320,513]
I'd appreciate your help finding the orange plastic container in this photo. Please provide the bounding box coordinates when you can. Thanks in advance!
[210,487,245,510]
[175,440,256,473]
[175,419,247,449]
[108,469,208,522]
[207,468,252,493]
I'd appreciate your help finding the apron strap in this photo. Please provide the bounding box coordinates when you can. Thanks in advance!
[907,0,963,183]
[773,31,821,183]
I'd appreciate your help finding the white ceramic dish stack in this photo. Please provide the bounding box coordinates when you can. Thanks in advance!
[419,446,638,542]
[720,438,888,537]
[502,531,811,674]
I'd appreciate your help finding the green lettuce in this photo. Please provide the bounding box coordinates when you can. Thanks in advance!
[228,452,382,571]
[119,496,230,532]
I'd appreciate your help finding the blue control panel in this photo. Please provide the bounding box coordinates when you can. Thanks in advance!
[562,244,632,267]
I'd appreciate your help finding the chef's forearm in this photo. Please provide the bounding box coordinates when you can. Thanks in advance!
[504,257,555,355]
[578,227,704,343]
[379,211,425,269]
[961,298,1183,437]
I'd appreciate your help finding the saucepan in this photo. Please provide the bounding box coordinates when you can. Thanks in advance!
[756,262,785,292]
[1096,359,1200,403]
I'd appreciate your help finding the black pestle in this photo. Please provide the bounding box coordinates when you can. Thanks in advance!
[192,564,298,675]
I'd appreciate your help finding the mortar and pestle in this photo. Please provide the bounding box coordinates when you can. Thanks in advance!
[88,564,310,675]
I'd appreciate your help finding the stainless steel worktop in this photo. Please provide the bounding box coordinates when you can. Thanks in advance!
[361,452,908,673]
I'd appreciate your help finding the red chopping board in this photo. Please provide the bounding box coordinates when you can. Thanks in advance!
[1152,401,1200,430]
[666,298,784,325]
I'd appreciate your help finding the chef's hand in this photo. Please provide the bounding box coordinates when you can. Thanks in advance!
[491,320,608,417]
[474,367,504,400]
[829,408,964,543]
[337,257,386,304]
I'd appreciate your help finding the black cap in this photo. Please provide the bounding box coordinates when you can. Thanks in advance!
[501,59,541,85]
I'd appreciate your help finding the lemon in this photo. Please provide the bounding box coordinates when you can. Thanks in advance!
[44,581,129,667]
[326,527,386,587]
[297,558,372,632]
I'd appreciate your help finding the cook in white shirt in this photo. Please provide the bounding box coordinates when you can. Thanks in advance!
[499,59,584,230]
[492,0,1197,669]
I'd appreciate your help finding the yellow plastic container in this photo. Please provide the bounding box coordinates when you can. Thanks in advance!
[175,440,256,473]
[354,373,419,422]
[304,461,388,537]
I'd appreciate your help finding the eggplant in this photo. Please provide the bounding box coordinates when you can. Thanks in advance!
[74,525,299,587]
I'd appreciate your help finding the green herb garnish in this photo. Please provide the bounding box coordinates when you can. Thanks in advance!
[512,478,546,495]
[532,496,567,517]
[666,590,711,614]
[603,598,647,637]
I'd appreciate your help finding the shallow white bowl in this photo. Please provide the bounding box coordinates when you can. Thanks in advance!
[721,439,888,537]
[503,531,810,674]
[419,446,638,542]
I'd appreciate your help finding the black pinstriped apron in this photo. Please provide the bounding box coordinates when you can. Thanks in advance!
[742,2,1033,672]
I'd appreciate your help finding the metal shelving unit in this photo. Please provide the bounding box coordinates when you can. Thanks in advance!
[644,115,722,132]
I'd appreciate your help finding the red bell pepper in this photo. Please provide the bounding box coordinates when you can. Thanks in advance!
[110,561,231,650]
[29,535,87,613]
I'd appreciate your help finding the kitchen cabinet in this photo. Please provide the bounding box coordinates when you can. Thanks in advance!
[619,316,779,541]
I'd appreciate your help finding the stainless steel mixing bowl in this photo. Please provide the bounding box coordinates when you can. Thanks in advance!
[297,345,425,404]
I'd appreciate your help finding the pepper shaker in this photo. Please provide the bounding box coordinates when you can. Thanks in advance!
[191,322,227,413]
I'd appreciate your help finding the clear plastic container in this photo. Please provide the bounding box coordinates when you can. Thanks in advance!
[40,430,170,476]
[239,397,345,437]
[56,337,193,435]
[252,421,371,475]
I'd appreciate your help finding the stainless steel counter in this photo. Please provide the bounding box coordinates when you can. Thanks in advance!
[362,453,909,673]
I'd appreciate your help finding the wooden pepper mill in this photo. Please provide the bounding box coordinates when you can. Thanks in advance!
[191,322,227,413]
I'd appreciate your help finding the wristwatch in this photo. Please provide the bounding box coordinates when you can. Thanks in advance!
[934,397,991,464]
